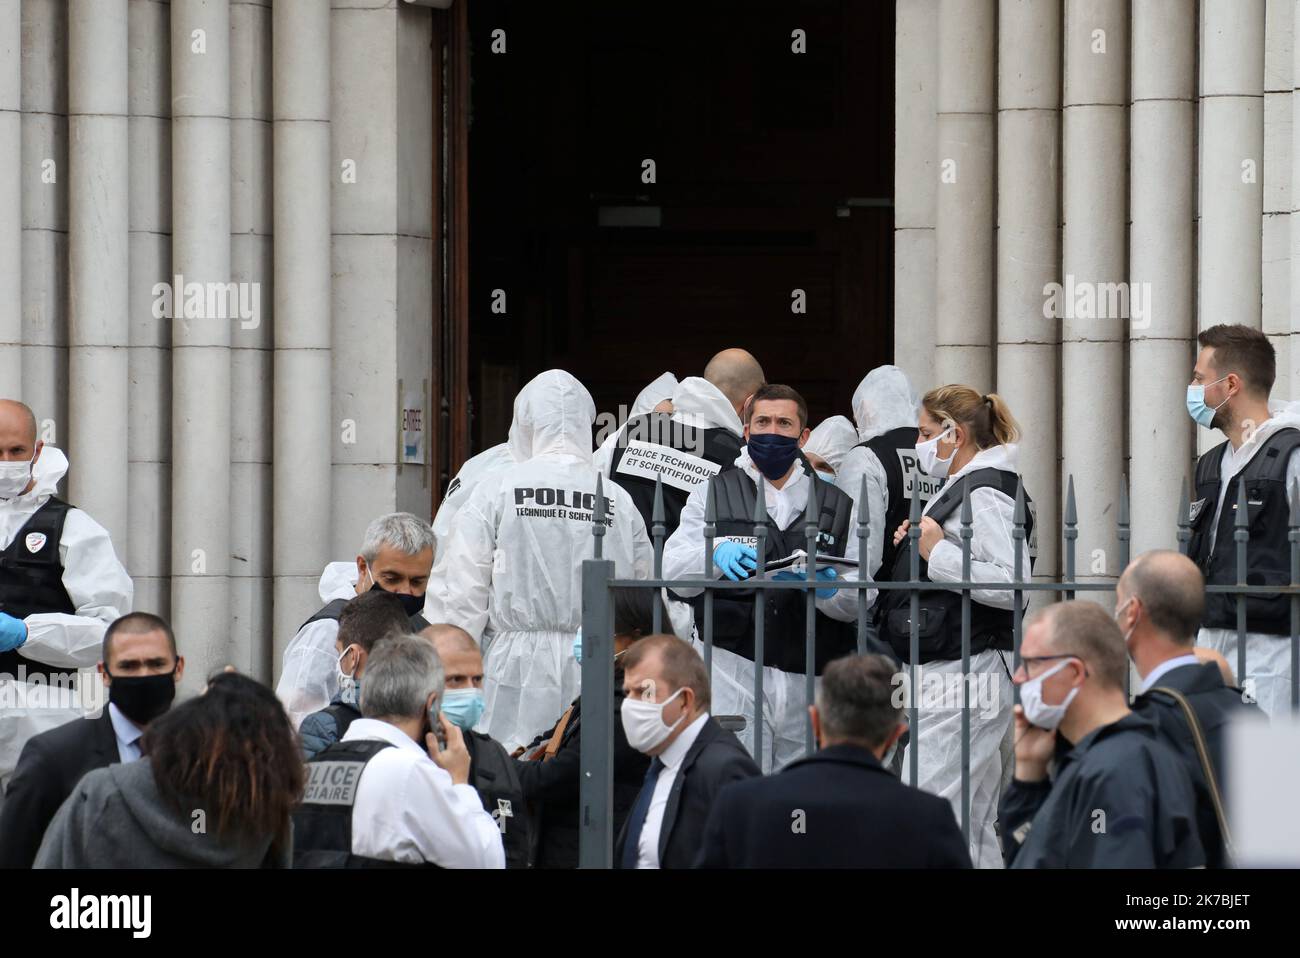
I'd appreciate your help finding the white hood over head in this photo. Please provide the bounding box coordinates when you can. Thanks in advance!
[852,365,920,442]
[506,369,598,463]
[803,416,857,473]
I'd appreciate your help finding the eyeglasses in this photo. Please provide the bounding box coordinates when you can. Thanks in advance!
[1013,653,1082,680]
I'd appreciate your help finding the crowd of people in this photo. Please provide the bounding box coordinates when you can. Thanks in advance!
[0,323,1290,868]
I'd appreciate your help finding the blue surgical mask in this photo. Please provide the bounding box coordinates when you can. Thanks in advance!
[1186,377,1229,429]
[440,687,486,731]
[572,628,583,664]
[816,470,836,483]
[747,432,801,481]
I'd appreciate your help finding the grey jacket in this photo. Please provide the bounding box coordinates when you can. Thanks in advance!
[34,759,290,869]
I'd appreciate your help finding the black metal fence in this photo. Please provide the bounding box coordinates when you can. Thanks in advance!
[575,471,1300,868]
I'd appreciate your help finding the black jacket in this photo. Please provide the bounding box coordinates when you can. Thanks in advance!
[464,730,531,869]
[694,744,972,868]
[614,715,760,869]
[1133,661,1260,868]
[514,679,650,869]
[0,710,122,868]
[1001,712,1205,869]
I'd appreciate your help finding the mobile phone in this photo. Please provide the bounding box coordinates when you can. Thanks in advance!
[429,705,448,749]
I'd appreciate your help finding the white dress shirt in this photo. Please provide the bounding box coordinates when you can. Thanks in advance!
[107,702,144,762]
[636,711,709,869]
[341,718,505,868]
[1138,654,1201,694]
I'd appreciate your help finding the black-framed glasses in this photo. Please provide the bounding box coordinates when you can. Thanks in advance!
[1013,653,1082,679]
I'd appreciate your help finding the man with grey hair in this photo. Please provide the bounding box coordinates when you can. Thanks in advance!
[1001,601,1204,868]
[277,512,435,730]
[292,632,505,868]
[695,654,970,868]
[1119,550,1260,868]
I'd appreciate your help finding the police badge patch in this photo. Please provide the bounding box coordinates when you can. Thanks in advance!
[1188,497,1207,525]
[25,532,47,553]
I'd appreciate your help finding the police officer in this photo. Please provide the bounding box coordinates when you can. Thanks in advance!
[1185,324,1300,718]
[276,512,435,731]
[0,400,133,804]
[835,366,936,593]
[874,385,1033,868]
[293,633,504,868]
[662,384,863,774]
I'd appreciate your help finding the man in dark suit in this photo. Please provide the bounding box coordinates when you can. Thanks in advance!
[1117,550,1261,867]
[615,634,759,869]
[694,653,971,868]
[0,612,183,867]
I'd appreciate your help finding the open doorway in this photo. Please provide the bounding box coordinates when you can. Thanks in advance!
[460,0,894,457]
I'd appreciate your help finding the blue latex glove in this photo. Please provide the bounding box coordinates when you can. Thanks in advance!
[0,612,28,652]
[713,541,758,581]
[772,567,838,599]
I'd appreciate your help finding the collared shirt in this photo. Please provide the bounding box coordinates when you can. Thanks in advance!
[340,717,505,868]
[636,711,709,869]
[107,702,144,762]
[1138,654,1201,694]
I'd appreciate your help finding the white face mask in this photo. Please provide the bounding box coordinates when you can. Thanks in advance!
[915,427,956,479]
[621,686,687,754]
[0,454,34,499]
[1019,658,1080,731]
[336,645,360,707]
[1114,597,1136,648]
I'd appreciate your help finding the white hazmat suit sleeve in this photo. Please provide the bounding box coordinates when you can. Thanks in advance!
[433,480,501,644]
[20,509,133,669]
[924,486,1029,610]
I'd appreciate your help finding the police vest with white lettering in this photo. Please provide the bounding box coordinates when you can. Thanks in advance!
[854,426,938,577]
[691,464,856,674]
[292,740,442,869]
[0,497,76,682]
[1188,427,1300,634]
[873,468,1035,664]
[609,412,743,538]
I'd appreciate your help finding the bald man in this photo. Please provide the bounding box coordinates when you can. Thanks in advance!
[0,400,133,807]
[1118,550,1261,868]
[423,623,531,868]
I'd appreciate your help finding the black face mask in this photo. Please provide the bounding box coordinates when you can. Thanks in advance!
[107,668,177,725]
[366,571,426,617]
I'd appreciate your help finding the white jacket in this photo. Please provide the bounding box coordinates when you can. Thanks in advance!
[921,443,1033,611]
[0,447,132,668]
[835,365,921,580]
[275,561,359,731]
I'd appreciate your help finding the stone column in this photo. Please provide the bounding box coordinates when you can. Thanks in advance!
[1264,0,1292,401]
[0,0,20,388]
[1130,0,1197,553]
[996,0,1061,588]
[935,0,996,390]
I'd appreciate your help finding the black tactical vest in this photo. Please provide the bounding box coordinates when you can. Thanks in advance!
[690,465,856,674]
[292,739,442,869]
[0,497,77,682]
[466,730,531,869]
[853,426,941,577]
[1188,427,1300,634]
[608,412,743,539]
[299,597,349,633]
[874,468,1034,664]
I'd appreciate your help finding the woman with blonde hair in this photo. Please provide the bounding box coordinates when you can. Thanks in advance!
[874,385,1034,869]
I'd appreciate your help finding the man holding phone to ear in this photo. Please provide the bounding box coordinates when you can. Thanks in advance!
[999,602,1204,869]
[292,632,504,869]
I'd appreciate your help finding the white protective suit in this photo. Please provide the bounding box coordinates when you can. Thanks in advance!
[592,371,678,476]
[433,370,653,752]
[802,416,857,475]
[662,448,863,773]
[834,366,921,582]
[899,441,1032,869]
[1197,400,1300,718]
[431,443,515,556]
[0,447,133,801]
[275,561,359,732]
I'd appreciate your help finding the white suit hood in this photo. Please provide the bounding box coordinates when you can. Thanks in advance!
[0,445,69,507]
[630,372,678,418]
[804,416,857,473]
[852,365,920,442]
[318,560,360,602]
[506,370,598,463]
[670,376,743,435]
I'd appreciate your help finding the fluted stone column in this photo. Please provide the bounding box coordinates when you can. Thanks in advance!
[1131,0,1197,553]
[0,0,20,389]
[272,0,332,667]
[1062,0,1127,590]
[996,0,1061,590]
[895,0,938,391]
[1264,0,1292,402]
[67,0,130,551]
[935,0,996,390]
[170,0,232,688]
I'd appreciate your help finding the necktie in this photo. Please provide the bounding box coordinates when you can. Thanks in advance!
[620,757,665,869]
